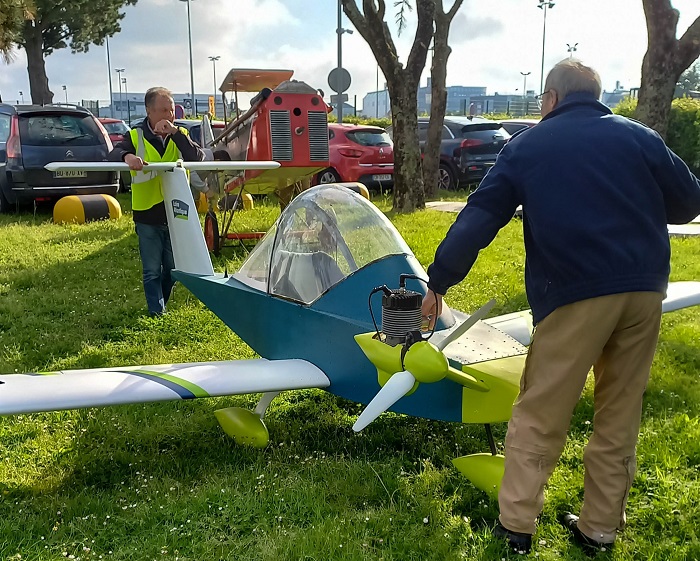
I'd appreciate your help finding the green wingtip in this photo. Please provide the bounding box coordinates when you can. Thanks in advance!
[214,407,269,448]
[452,453,505,499]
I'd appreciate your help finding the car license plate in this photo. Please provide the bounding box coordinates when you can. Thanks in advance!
[372,174,391,181]
[53,170,87,179]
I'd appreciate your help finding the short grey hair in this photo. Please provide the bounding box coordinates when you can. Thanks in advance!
[145,87,173,108]
[544,59,602,100]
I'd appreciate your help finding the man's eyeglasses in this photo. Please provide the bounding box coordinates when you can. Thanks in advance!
[535,90,551,109]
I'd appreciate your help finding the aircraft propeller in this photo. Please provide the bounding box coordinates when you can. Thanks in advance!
[352,299,496,431]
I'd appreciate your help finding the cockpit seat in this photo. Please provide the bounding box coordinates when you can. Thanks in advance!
[271,250,344,303]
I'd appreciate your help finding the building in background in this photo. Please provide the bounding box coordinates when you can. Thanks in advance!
[601,81,631,108]
[360,80,487,118]
[107,93,229,123]
[468,93,539,116]
[328,101,357,119]
[360,87,390,118]
[417,79,486,115]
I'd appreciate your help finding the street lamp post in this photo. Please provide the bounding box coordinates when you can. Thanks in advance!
[520,71,531,99]
[376,65,379,118]
[208,55,220,115]
[115,68,125,120]
[179,0,196,116]
[537,1,555,94]
[19,91,24,104]
[106,36,114,118]
[62,85,68,104]
[122,77,130,123]
[336,0,353,123]
[567,42,578,59]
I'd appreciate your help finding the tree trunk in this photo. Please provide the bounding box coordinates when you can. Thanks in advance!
[636,0,700,138]
[342,0,434,213]
[23,20,53,104]
[423,0,462,199]
[390,79,424,212]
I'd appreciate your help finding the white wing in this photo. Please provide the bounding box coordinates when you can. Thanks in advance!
[483,281,700,346]
[44,161,279,172]
[0,359,329,415]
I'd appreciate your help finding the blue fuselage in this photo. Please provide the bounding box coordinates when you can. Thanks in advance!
[174,254,465,423]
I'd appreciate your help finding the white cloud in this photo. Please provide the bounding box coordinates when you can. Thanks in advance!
[1,0,698,110]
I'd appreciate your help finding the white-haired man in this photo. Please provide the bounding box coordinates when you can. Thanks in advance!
[422,59,700,554]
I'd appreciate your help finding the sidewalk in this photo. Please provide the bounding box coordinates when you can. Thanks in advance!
[426,202,700,237]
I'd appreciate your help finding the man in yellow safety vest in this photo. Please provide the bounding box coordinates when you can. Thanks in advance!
[109,87,204,316]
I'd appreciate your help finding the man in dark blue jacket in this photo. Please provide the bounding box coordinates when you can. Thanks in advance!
[422,59,700,555]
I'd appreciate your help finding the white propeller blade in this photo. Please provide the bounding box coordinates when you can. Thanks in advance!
[352,370,416,432]
[436,299,496,352]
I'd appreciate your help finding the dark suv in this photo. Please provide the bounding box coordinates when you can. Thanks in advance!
[418,116,510,190]
[0,103,118,212]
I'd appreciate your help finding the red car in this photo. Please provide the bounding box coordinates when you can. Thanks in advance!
[98,117,131,144]
[316,123,394,190]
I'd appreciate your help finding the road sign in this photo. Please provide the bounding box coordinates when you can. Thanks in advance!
[208,96,215,116]
[328,67,351,93]
[183,99,192,110]
[330,94,348,104]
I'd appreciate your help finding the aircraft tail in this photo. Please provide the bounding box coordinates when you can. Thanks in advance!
[161,165,215,276]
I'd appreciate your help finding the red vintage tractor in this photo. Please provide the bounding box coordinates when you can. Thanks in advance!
[202,68,331,254]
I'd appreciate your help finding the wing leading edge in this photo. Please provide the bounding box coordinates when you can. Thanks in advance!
[0,359,329,415]
[483,281,700,346]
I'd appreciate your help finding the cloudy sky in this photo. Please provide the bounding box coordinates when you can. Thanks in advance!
[1,0,698,109]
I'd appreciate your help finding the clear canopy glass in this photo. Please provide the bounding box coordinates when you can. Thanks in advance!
[235,185,412,303]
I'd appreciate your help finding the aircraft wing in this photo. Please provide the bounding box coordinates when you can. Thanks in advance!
[0,359,329,415]
[483,281,700,346]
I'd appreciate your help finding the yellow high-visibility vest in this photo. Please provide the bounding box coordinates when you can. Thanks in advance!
[129,127,187,211]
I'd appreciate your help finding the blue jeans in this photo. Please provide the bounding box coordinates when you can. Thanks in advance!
[135,223,175,315]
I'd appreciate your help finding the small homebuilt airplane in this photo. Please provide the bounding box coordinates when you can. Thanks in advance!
[1,160,700,497]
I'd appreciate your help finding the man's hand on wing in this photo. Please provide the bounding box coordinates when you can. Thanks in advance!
[124,153,146,171]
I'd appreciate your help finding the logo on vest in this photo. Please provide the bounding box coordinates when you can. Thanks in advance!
[172,199,189,220]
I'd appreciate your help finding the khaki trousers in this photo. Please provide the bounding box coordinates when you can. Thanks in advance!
[498,291,663,543]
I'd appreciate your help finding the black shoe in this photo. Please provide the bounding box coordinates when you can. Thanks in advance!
[493,522,532,554]
[560,512,614,554]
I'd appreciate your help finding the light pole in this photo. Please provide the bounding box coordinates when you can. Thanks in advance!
[336,0,353,123]
[62,85,68,104]
[567,42,578,59]
[375,65,379,118]
[520,71,531,98]
[19,91,24,104]
[115,68,125,120]
[179,0,196,116]
[122,77,130,123]
[106,36,114,117]
[537,0,555,94]
[208,55,220,115]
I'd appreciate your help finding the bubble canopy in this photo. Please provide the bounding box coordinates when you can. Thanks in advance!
[235,185,413,304]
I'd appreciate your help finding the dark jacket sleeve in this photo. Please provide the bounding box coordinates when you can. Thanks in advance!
[171,129,205,162]
[649,133,700,224]
[108,134,136,162]
[426,149,521,295]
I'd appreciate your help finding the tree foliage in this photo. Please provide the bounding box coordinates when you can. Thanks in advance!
[636,0,700,137]
[1,0,136,103]
[0,0,33,63]
[20,0,136,56]
[676,61,700,97]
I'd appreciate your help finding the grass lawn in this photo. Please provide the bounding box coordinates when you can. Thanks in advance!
[0,191,699,560]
